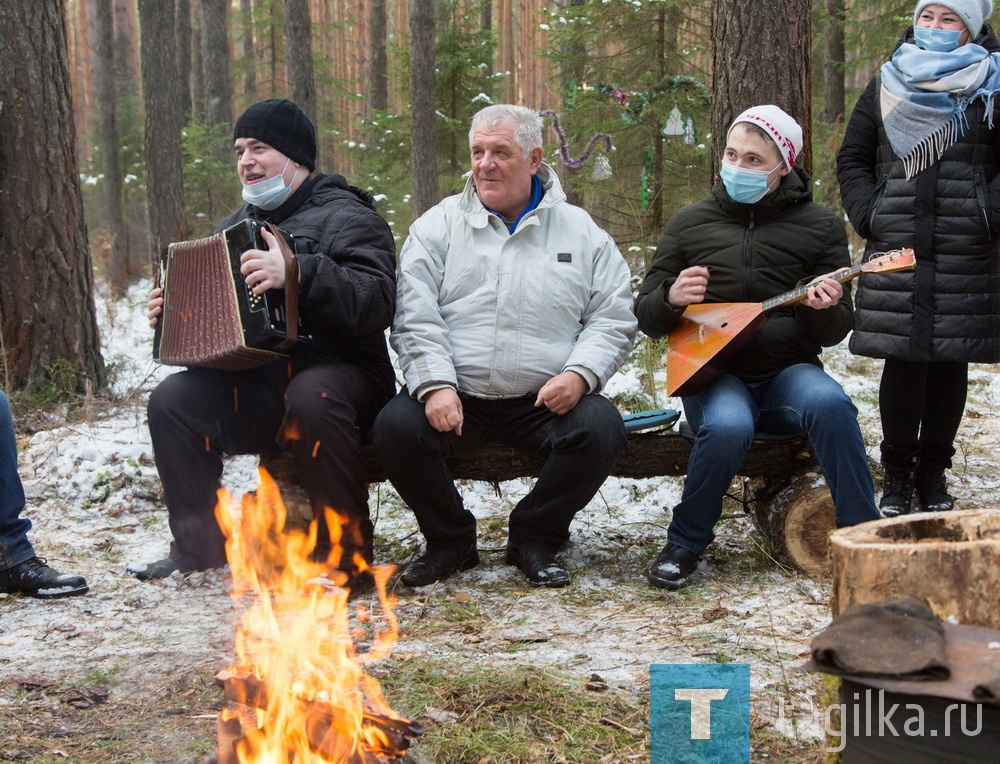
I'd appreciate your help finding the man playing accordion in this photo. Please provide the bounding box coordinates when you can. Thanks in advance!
[133,99,396,591]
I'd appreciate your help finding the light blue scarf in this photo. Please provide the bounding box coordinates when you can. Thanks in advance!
[880,41,1000,178]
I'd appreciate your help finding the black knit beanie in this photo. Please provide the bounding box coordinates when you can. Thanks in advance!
[233,99,317,171]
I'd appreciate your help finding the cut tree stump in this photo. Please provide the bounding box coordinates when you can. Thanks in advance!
[747,473,835,579]
[258,429,828,576]
[829,509,1000,626]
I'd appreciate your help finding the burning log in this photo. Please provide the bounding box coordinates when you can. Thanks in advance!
[215,670,423,761]
[212,474,421,763]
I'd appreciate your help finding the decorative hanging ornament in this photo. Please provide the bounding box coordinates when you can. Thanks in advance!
[591,154,612,181]
[540,109,614,179]
[684,116,696,145]
[661,105,685,136]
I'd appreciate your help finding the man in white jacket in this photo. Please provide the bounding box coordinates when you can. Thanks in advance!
[373,104,636,588]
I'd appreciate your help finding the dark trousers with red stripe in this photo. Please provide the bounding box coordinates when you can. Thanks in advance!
[147,361,389,571]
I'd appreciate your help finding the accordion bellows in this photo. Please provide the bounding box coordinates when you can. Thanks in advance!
[154,220,303,370]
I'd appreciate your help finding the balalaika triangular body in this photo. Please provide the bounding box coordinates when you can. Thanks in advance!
[666,249,916,397]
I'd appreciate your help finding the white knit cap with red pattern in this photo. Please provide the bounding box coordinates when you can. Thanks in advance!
[728,104,803,170]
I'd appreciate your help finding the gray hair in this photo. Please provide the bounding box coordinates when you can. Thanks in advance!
[469,104,543,158]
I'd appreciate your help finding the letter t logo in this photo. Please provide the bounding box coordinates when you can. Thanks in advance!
[675,688,729,739]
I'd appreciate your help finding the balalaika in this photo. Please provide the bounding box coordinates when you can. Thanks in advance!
[153,219,310,370]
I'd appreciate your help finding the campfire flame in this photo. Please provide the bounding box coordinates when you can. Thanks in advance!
[214,469,415,762]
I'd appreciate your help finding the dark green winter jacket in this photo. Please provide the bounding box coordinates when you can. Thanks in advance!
[634,166,854,383]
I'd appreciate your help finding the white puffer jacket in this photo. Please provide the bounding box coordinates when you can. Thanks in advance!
[391,164,637,399]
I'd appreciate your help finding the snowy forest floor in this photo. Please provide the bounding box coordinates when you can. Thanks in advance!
[1,281,998,763]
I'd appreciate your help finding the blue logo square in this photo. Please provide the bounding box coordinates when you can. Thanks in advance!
[650,663,750,763]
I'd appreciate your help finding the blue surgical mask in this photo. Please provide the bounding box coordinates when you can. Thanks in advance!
[242,158,293,210]
[913,26,964,52]
[720,161,783,204]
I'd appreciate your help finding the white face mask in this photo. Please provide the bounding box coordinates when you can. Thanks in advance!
[242,158,293,210]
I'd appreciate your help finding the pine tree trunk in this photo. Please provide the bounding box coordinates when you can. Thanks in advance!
[710,0,813,177]
[176,0,193,123]
[409,0,438,218]
[822,0,846,126]
[0,0,105,394]
[138,0,187,269]
[94,0,130,298]
[367,0,388,113]
[285,0,319,166]
[200,0,231,126]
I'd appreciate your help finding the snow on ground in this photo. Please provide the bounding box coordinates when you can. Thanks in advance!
[1,278,998,759]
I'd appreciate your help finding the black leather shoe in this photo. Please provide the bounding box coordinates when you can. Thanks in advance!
[647,542,701,590]
[306,568,375,599]
[400,546,479,587]
[505,546,571,588]
[126,557,187,581]
[0,557,88,599]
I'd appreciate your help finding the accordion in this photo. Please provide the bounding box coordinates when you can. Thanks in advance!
[153,219,309,370]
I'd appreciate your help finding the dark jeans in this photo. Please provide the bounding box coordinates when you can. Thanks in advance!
[147,361,389,570]
[879,358,968,466]
[0,391,34,571]
[670,365,880,555]
[372,390,627,554]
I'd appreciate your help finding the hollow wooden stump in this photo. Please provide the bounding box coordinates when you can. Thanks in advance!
[829,509,1000,626]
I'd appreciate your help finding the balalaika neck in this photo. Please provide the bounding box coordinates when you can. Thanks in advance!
[761,261,865,313]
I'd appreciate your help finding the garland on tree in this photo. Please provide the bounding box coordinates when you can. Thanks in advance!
[595,76,711,124]
[540,109,613,170]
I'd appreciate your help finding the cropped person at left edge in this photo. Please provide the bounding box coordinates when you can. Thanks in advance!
[131,99,397,589]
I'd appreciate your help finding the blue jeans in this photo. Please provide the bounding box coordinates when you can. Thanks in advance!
[669,364,879,555]
[0,391,35,570]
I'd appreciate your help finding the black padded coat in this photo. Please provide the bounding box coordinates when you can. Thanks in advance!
[219,172,397,391]
[634,166,853,383]
[836,25,1000,363]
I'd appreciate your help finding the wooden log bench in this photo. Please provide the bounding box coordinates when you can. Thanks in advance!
[259,416,837,579]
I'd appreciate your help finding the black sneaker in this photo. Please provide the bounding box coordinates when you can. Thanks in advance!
[126,558,186,581]
[0,557,88,599]
[915,471,955,512]
[647,542,701,590]
[879,478,914,518]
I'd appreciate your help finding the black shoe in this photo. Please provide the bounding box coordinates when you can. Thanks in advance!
[0,557,88,599]
[915,470,954,512]
[879,478,914,518]
[306,568,376,598]
[647,542,700,590]
[505,546,570,588]
[127,557,186,581]
[400,545,479,587]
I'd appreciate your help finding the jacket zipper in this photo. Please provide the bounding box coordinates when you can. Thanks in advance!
[974,172,992,241]
[868,173,888,234]
[743,211,755,296]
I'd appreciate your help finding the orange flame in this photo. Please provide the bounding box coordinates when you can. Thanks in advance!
[215,468,403,762]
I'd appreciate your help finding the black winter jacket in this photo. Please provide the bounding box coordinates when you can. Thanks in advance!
[634,167,853,383]
[837,25,1000,363]
[219,172,397,392]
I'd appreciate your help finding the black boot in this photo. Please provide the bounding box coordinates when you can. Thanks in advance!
[879,444,917,518]
[915,443,955,512]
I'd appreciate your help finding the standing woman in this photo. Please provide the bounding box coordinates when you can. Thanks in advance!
[838,1,1000,516]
